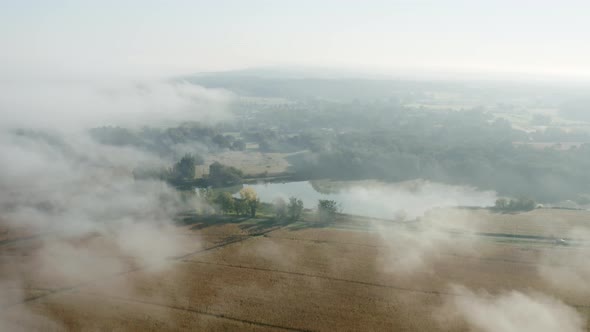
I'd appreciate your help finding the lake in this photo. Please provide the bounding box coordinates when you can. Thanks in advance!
[242,179,497,220]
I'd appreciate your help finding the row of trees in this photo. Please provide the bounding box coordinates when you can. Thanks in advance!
[208,161,243,187]
[134,154,244,189]
[170,154,202,181]
[275,198,340,222]
[202,185,341,223]
[213,189,306,221]
[133,153,202,185]
[273,197,304,221]
[90,123,246,157]
[217,191,339,222]
[317,199,339,222]
[215,188,259,217]
[493,197,537,212]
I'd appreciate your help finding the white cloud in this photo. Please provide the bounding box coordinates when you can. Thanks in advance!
[438,286,585,332]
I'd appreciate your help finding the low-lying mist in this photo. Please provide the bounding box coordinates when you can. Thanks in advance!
[372,206,590,331]
[246,179,497,220]
[0,77,232,328]
[437,285,585,332]
[1,73,589,331]
[0,80,234,130]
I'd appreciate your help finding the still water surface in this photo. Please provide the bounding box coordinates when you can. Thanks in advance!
[242,180,496,219]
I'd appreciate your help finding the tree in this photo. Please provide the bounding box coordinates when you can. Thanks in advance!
[273,197,287,220]
[196,188,215,215]
[215,192,234,214]
[494,197,536,212]
[317,199,338,222]
[509,197,536,211]
[172,154,197,180]
[212,134,232,149]
[234,198,248,216]
[232,139,246,151]
[287,197,304,221]
[240,187,260,217]
[198,187,214,203]
[494,198,509,210]
[208,162,243,187]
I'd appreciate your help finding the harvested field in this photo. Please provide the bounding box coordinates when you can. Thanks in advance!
[196,151,300,177]
[1,208,590,331]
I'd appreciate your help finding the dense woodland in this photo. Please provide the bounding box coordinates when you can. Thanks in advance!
[230,91,590,203]
[14,77,590,204]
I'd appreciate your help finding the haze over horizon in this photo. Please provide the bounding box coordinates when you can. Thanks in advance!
[3,2,590,331]
[2,0,590,82]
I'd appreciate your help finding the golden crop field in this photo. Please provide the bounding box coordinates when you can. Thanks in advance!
[1,208,589,331]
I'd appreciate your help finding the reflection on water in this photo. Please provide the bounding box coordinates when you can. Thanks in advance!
[243,179,497,220]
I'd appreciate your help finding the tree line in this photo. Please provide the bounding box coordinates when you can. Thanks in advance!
[205,187,339,223]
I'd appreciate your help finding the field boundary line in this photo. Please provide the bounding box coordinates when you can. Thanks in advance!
[1,223,289,310]
[0,232,53,247]
[0,266,145,311]
[267,235,586,268]
[78,292,315,332]
[182,260,590,310]
[172,224,289,260]
[184,259,456,296]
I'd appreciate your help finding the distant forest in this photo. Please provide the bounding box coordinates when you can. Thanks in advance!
[16,76,590,204]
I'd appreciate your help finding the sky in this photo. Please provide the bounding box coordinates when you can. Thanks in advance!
[1,0,590,80]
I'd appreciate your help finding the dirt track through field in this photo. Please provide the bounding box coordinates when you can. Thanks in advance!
[267,234,584,268]
[77,291,314,332]
[172,223,286,260]
[3,266,144,309]
[184,259,456,297]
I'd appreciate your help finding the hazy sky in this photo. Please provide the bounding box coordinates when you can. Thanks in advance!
[2,0,590,80]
